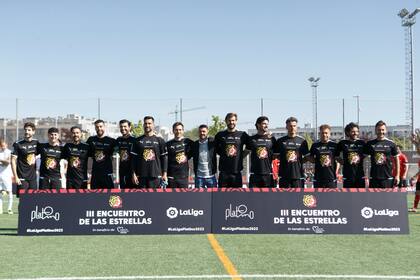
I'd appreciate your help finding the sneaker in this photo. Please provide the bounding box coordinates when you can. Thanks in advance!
[408,208,417,213]
[7,209,13,215]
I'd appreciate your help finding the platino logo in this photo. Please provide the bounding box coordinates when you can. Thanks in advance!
[225,204,255,220]
[30,206,60,222]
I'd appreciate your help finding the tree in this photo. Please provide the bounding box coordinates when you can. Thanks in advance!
[184,127,199,141]
[303,133,313,149]
[208,115,226,137]
[131,120,144,137]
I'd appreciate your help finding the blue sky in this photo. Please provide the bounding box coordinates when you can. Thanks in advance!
[0,0,419,130]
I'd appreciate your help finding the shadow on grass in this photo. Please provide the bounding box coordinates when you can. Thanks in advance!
[0,228,18,236]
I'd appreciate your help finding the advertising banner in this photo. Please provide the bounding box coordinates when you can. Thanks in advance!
[211,188,409,234]
[18,189,212,235]
[18,188,409,235]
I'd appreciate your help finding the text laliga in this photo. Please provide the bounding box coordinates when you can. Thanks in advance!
[179,209,204,217]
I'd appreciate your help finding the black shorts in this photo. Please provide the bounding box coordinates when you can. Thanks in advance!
[396,178,407,188]
[416,181,420,192]
[168,177,189,188]
[343,178,366,188]
[313,180,337,188]
[119,174,136,189]
[249,174,274,188]
[39,177,62,190]
[138,177,160,189]
[278,178,305,188]
[218,173,242,188]
[66,177,88,189]
[91,173,114,189]
[16,178,37,197]
[369,178,394,188]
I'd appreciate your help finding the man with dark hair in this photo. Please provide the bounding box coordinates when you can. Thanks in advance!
[166,122,193,188]
[131,116,168,188]
[215,112,248,188]
[11,122,39,192]
[336,122,366,188]
[86,120,117,189]
[275,117,309,188]
[62,126,90,189]
[309,124,339,188]
[246,116,276,187]
[116,119,136,188]
[364,120,399,188]
[392,145,408,188]
[190,124,218,188]
[37,127,64,190]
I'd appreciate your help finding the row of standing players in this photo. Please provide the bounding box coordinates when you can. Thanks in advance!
[10,114,403,191]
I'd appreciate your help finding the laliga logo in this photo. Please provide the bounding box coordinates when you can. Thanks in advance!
[303,195,317,208]
[167,207,179,219]
[166,207,204,219]
[361,207,374,219]
[109,195,123,208]
[361,207,399,219]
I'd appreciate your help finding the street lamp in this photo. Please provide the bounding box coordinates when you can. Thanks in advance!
[308,77,320,140]
[398,8,420,149]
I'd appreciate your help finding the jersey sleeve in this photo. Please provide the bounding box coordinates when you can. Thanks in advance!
[390,142,398,157]
[12,142,18,157]
[159,137,168,173]
[300,140,310,156]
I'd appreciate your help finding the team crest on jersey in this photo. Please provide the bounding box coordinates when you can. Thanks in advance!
[303,195,317,208]
[226,144,237,157]
[143,149,156,161]
[320,154,331,167]
[69,156,81,168]
[256,147,268,159]
[175,152,187,164]
[120,149,129,162]
[286,150,298,162]
[94,151,106,162]
[374,152,386,165]
[348,152,360,165]
[26,153,36,166]
[46,157,57,169]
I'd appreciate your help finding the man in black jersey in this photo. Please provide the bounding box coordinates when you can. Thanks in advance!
[11,122,39,192]
[37,127,64,190]
[275,117,309,188]
[166,122,193,188]
[86,120,116,189]
[246,116,275,188]
[364,120,399,188]
[62,126,89,189]
[309,124,340,188]
[336,122,366,188]
[131,116,168,188]
[116,119,136,189]
[215,112,249,188]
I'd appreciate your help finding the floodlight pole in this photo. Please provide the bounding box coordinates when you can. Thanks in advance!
[399,8,420,150]
[308,77,320,141]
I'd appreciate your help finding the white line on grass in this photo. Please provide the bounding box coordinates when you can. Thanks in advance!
[2,274,420,280]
